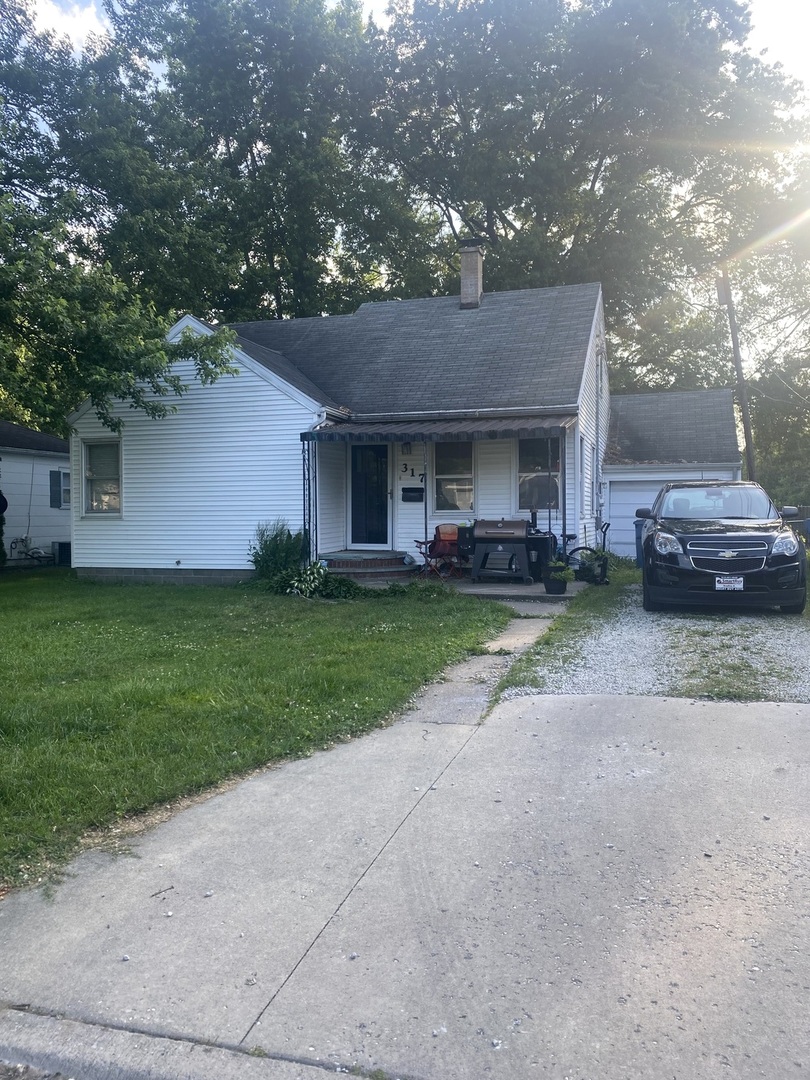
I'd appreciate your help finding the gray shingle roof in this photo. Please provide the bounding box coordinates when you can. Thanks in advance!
[607,390,741,464]
[233,335,344,411]
[231,283,602,416]
[0,420,69,454]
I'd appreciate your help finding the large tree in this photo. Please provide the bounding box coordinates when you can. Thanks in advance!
[0,0,234,433]
[4,0,810,486]
[360,0,804,340]
[357,0,810,491]
[34,0,451,321]
[0,194,235,435]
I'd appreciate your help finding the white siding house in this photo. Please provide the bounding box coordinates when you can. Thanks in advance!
[0,421,71,563]
[66,255,739,583]
[69,318,326,582]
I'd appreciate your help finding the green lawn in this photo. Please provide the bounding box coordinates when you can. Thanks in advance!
[0,570,511,889]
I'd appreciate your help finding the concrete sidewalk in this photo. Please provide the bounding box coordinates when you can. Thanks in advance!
[2,608,810,1080]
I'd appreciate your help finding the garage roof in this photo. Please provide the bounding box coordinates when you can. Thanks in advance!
[607,390,741,464]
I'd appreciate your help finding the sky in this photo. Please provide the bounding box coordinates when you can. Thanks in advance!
[27,0,810,93]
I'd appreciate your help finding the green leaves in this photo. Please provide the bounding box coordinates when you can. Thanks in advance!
[2,0,810,486]
[0,195,234,433]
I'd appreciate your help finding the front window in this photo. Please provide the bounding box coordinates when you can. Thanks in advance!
[84,442,120,514]
[518,438,559,510]
[434,442,473,513]
[61,472,71,506]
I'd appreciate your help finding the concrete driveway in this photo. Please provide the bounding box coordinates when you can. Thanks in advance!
[1,600,809,1080]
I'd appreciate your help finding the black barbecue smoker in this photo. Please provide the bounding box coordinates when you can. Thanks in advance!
[459,516,556,584]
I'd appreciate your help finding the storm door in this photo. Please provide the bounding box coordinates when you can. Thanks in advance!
[350,444,390,547]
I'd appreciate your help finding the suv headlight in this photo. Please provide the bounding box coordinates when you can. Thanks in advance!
[772,532,800,557]
[653,531,682,556]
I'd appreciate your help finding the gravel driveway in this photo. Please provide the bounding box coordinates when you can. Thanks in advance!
[506,584,810,703]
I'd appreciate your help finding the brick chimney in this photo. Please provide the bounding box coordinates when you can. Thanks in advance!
[459,239,484,309]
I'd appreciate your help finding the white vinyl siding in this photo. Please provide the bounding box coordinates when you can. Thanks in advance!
[71,357,320,570]
[474,440,512,519]
[574,310,608,543]
[391,433,583,557]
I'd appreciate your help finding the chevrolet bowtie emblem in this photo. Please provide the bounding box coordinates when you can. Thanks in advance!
[719,550,737,558]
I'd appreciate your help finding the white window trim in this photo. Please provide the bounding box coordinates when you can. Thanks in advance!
[432,441,475,517]
[82,440,122,517]
[515,436,561,514]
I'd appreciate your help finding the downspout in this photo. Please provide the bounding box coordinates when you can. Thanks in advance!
[547,436,553,537]
[594,340,604,532]
[561,429,568,552]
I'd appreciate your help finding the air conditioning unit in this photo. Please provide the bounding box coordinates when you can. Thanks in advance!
[52,541,72,566]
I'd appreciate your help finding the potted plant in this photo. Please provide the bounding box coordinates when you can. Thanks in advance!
[542,561,573,594]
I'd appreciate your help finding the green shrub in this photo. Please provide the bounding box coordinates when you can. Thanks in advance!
[248,518,306,580]
[255,561,368,599]
[287,561,328,598]
[290,563,370,599]
[317,572,367,599]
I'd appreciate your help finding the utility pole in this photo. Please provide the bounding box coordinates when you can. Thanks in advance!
[717,265,756,481]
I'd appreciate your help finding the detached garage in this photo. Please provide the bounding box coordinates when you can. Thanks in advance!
[604,390,742,558]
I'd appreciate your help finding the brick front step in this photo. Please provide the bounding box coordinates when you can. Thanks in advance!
[326,557,407,570]
[320,552,412,583]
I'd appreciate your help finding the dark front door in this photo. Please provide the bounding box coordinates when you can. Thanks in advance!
[351,445,389,546]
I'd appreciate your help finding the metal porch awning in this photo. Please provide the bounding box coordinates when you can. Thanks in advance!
[301,415,576,443]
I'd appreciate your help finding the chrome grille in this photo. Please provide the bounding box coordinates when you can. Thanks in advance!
[692,556,765,573]
[686,539,767,574]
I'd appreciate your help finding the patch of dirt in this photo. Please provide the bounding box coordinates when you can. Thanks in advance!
[0,1066,73,1080]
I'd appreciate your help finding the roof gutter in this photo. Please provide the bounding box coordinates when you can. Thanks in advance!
[343,405,580,421]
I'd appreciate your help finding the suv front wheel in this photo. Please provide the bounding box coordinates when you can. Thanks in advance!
[780,593,807,615]
[642,571,663,612]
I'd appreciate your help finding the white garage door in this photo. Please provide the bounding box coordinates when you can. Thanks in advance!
[607,480,666,557]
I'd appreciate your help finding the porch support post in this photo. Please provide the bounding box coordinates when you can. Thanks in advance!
[302,441,317,561]
[422,441,429,554]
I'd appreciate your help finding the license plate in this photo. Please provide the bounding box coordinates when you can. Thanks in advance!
[715,576,744,591]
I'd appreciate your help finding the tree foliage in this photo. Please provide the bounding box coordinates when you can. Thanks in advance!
[361,0,802,326]
[0,195,236,434]
[0,2,235,433]
[1,0,810,490]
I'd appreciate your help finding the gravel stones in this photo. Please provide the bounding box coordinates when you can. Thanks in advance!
[504,585,810,702]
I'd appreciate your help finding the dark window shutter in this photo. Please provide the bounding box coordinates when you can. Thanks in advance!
[50,470,62,508]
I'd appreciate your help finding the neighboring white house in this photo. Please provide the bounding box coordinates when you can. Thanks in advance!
[603,390,742,558]
[0,420,71,563]
[67,244,740,582]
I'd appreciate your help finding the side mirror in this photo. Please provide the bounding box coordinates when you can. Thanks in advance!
[781,506,799,518]
[635,508,653,519]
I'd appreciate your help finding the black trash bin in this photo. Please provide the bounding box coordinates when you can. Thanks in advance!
[527,533,555,582]
[634,519,644,568]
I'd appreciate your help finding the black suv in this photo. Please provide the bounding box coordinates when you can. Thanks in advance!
[636,481,807,614]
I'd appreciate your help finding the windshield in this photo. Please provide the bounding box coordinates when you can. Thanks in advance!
[660,487,777,520]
